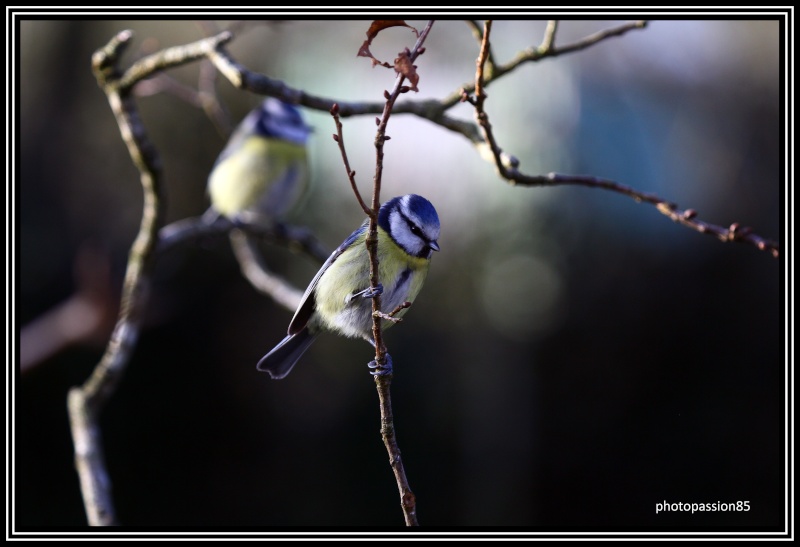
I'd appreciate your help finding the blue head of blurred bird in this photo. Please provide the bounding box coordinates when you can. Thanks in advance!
[207,97,312,221]
[257,194,441,379]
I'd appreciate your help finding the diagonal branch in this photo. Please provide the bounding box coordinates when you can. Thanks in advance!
[469,21,779,258]
[157,214,329,311]
[443,20,649,110]
[330,104,372,216]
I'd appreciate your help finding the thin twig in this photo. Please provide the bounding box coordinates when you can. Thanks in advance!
[333,19,434,527]
[465,20,496,75]
[470,21,779,258]
[203,21,646,146]
[373,301,411,323]
[330,103,372,216]
[204,20,769,257]
[367,19,435,528]
[446,20,649,109]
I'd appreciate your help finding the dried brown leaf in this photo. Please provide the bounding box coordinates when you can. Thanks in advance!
[366,20,419,41]
[394,49,419,91]
[357,20,420,68]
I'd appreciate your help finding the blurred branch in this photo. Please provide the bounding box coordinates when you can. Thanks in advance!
[465,20,496,76]
[115,30,233,91]
[69,28,334,527]
[443,20,649,110]
[468,21,780,258]
[228,230,304,312]
[157,213,329,264]
[158,213,329,310]
[200,16,781,257]
[69,29,172,526]
[20,245,117,374]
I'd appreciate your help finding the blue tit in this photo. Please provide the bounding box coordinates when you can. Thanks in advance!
[257,194,441,379]
[207,97,312,220]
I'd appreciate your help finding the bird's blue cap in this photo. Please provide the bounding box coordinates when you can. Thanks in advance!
[403,194,440,227]
[253,98,313,145]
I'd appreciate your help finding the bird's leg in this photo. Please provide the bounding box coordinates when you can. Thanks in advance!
[368,352,393,377]
[352,283,383,300]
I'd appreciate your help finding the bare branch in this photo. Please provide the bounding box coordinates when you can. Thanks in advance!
[335,19,435,527]
[157,214,329,264]
[447,20,649,109]
[20,246,117,374]
[373,301,412,324]
[69,29,324,527]
[470,22,780,258]
[367,19,435,528]
[330,103,372,216]
[117,31,233,92]
[70,29,172,526]
[229,230,304,311]
[465,20,496,76]
[541,20,559,52]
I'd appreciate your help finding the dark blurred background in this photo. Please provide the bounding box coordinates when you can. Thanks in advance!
[16,19,784,530]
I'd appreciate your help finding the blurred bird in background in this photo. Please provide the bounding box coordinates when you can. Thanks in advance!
[207,97,313,223]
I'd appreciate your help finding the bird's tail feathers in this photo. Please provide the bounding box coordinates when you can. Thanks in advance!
[256,328,317,379]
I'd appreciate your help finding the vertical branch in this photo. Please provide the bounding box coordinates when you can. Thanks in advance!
[334,20,434,526]
[366,19,435,527]
[541,20,558,52]
[367,20,435,366]
[67,30,168,526]
[65,29,236,525]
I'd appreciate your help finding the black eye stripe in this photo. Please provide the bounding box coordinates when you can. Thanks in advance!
[398,210,425,239]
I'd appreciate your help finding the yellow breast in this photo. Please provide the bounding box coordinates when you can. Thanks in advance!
[313,226,431,339]
[208,138,308,218]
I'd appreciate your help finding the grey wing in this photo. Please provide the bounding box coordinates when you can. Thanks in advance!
[287,221,367,335]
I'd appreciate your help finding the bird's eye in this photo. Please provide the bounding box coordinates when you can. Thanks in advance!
[410,224,422,237]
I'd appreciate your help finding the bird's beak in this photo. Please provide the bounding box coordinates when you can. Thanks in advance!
[429,240,440,252]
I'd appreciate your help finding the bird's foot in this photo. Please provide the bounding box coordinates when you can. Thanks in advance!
[355,283,383,299]
[368,353,393,376]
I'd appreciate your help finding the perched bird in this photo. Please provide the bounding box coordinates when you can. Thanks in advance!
[257,194,441,379]
[207,98,312,221]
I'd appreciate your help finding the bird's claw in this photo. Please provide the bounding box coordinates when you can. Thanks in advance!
[368,353,393,376]
[358,283,384,299]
